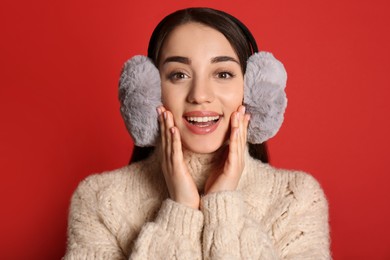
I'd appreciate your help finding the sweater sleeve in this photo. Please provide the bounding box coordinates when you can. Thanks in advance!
[63,177,126,260]
[200,174,330,259]
[201,191,279,259]
[64,176,204,260]
[130,199,204,259]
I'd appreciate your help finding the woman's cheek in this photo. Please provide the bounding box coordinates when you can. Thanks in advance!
[161,84,175,108]
[161,85,185,124]
[220,86,243,109]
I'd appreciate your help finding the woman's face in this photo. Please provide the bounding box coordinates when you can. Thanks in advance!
[159,22,244,154]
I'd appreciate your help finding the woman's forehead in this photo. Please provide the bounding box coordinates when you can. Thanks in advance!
[160,22,238,61]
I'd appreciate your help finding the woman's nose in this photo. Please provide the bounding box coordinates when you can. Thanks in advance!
[186,78,215,104]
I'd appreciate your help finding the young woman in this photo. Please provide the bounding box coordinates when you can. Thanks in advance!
[64,8,330,259]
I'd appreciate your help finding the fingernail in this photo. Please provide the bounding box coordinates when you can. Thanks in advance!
[170,127,175,134]
[163,111,167,120]
[242,106,246,114]
[156,107,161,115]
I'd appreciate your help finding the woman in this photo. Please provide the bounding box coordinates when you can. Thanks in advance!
[64,7,330,259]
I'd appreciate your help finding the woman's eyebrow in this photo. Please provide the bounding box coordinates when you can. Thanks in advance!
[162,56,191,65]
[211,56,239,64]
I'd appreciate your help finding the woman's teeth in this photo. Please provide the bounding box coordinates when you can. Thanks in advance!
[186,116,219,123]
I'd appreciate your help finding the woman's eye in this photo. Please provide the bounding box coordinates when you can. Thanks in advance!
[168,72,188,81]
[217,71,234,79]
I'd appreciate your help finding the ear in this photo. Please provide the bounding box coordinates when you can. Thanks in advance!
[118,55,162,147]
[244,52,288,144]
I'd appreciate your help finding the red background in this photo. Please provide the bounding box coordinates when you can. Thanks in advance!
[1,0,389,259]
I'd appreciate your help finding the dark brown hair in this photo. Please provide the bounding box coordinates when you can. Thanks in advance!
[130,7,269,163]
[148,8,257,72]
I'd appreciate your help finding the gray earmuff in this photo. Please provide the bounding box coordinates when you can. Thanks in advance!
[119,55,162,147]
[118,52,287,146]
[244,52,287,144]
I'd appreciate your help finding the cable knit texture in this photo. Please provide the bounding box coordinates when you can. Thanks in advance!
[64,145,330,259]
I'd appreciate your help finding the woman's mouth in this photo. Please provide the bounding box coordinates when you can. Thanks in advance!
[183,112,221,135]
[186,116,220,126]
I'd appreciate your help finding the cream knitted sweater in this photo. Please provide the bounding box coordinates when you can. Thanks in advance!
[64,146,330,259]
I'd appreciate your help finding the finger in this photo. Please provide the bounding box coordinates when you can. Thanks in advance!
[170,126,184,172]
[233,105,246,142]
[231,111,240,129]
[243,113,250,144]
[232,107,247,173]
[238,105,246,114]
[228,111,240,158]
[237,106,250,154]
[226,126,239,176]
[164,111,174,162]
[164,110,175,129]
[157,106,163,130]
[158,106,167,142]
[157,107,168,169]
[157,106,167,121]
[238,106,245,148]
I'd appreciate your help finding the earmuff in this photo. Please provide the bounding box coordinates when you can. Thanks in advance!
[119,17,287,147]
[119,52,287,146]
[119,56,162,147]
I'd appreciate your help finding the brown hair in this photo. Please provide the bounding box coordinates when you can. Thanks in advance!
[130,7,269,163]
[148,8,257,72]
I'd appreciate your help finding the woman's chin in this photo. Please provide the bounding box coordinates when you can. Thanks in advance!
[182,139,226,154]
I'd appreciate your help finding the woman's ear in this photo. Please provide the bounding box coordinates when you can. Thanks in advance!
[119,55,162,147]
[244,52,288,144]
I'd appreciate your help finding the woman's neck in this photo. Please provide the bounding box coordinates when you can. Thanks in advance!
[181,145,228,192]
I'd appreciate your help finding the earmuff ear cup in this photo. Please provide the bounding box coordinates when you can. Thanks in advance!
[118,52,287,147]
[244,52,288,144]
[118,55,162,147]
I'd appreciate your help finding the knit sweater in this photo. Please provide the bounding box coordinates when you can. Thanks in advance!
[64,145,330,259]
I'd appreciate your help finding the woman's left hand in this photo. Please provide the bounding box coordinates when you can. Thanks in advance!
[204,105,250,194]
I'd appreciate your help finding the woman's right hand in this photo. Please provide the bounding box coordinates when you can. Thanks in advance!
[158,106,200,209]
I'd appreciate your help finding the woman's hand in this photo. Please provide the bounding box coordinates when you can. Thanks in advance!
[204,105,250,194]
[158,106,200,209]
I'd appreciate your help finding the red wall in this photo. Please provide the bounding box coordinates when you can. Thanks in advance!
[1,0,389,259]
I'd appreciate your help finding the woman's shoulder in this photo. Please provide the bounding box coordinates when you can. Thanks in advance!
[268,163,321,188]
[245,157,326,199]
[73,159,157,198]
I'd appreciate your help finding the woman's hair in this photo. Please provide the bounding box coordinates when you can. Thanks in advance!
[148,8,258,73]
[130,7,269,163]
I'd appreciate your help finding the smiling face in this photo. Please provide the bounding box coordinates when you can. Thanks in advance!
[159,22,244,154]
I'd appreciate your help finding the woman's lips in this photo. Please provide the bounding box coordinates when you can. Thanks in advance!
[183,111,221,135]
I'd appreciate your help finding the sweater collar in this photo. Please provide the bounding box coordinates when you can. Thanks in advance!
[181,145,227,192]
[150,142,252,192]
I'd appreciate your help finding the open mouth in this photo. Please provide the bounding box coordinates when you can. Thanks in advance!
[185,116,220,127]
[183,113,221,134]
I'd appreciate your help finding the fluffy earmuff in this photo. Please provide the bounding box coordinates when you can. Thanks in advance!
[118,55,162,147]
[244,52,287,144]
[118,52,287,146]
